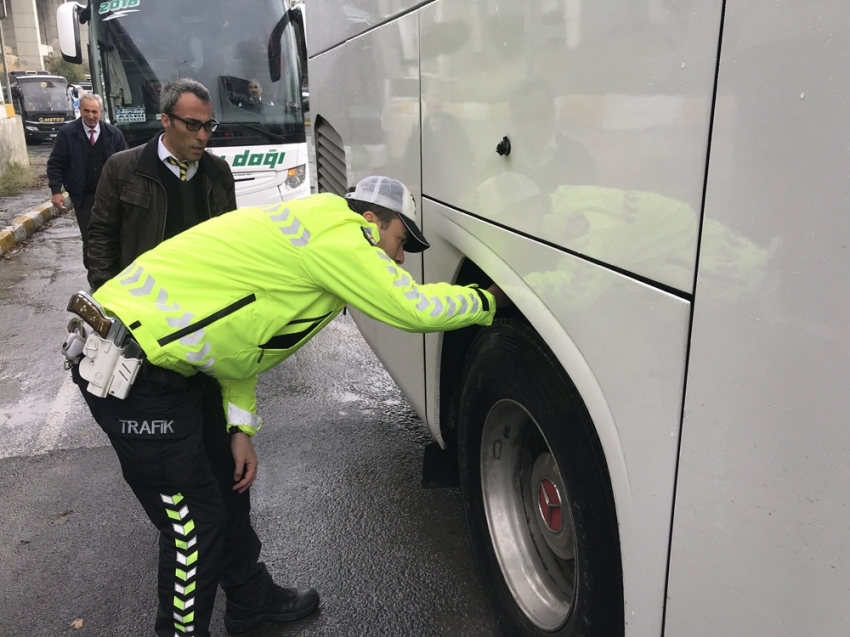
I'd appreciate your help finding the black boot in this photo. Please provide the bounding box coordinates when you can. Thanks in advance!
[224,582,320,634]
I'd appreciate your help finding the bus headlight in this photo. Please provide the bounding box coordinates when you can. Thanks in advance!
[25,125,38,132]
[283,164,306,190]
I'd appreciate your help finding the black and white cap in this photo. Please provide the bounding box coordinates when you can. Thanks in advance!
[345,176,430,253]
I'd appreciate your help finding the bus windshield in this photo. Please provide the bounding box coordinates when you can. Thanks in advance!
[17,78,71,113]
[96,0,304,147]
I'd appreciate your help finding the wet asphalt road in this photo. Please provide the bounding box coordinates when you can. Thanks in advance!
[0,214,499,636]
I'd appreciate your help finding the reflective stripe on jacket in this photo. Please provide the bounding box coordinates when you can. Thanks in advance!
[93,193,496,435]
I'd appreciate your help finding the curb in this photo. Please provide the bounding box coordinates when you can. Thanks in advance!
[0,194,71,257]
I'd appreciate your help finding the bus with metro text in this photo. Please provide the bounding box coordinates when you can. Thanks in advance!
[8,71,76,144]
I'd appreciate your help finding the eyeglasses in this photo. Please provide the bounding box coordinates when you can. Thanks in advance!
[166,112,219,132]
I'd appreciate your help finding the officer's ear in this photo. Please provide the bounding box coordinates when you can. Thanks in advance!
[362,210,378,225]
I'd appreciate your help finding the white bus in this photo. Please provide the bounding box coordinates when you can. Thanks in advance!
[56,0,310,206]
[307,1,850,636]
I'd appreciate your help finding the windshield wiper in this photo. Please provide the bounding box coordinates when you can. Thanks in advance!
[220,121,287,144]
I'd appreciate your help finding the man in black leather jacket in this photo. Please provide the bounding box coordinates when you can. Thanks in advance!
[86,79,236,291]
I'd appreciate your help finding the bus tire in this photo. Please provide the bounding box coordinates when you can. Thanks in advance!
[457,319,623,636]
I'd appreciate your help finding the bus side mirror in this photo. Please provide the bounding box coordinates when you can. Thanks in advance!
[289,7,307,86]
[267,8,307,84]
[57,2,85,64]
[267,14,285,82]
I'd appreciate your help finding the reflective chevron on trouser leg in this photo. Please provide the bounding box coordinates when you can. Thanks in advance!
[76,367,247,637]
[162,493,199,635]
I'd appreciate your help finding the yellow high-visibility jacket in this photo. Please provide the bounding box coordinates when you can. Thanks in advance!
[93,193,496,435]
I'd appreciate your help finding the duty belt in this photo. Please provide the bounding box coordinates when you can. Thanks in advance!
[62,291,144,399]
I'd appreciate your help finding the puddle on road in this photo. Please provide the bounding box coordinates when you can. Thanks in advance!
[0,395,47,429]
[0,395,45,459]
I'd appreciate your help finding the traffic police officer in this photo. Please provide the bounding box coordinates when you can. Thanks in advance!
[68,176,506,637]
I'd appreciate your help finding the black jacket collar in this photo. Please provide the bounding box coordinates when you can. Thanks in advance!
[136,131,227,182]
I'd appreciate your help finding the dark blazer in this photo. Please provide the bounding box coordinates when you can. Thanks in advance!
[46,118,127,208]
[87,133,237,290]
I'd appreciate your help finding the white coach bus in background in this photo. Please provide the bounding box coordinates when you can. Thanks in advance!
[308,1,850,636]
[56,0,310,206]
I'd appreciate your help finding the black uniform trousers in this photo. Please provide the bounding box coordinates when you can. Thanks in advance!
[72,363,271,637]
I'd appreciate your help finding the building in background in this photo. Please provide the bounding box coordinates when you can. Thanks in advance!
[2,0,89,72]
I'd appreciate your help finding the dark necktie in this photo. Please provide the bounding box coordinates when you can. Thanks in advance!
[89,129,96,146]
[166,156,190,181]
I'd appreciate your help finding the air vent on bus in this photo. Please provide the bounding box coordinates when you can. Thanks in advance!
[315,119,347,196]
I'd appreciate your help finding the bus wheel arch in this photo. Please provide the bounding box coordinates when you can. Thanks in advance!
[437,258,530,442]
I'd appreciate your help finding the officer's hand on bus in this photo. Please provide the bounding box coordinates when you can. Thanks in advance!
[231,432,258,493]
[487,283,511,308]
[51,193,66,212]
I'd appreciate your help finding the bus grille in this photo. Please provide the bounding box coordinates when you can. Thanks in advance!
[315,119,347,196]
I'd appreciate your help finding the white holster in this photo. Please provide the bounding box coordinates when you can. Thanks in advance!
[62,292,144,400]
[77,333,143,399]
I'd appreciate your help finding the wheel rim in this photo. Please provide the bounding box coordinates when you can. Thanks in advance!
[480,399,576,631]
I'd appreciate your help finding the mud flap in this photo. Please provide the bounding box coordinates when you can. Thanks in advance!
[421,438,459,489]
